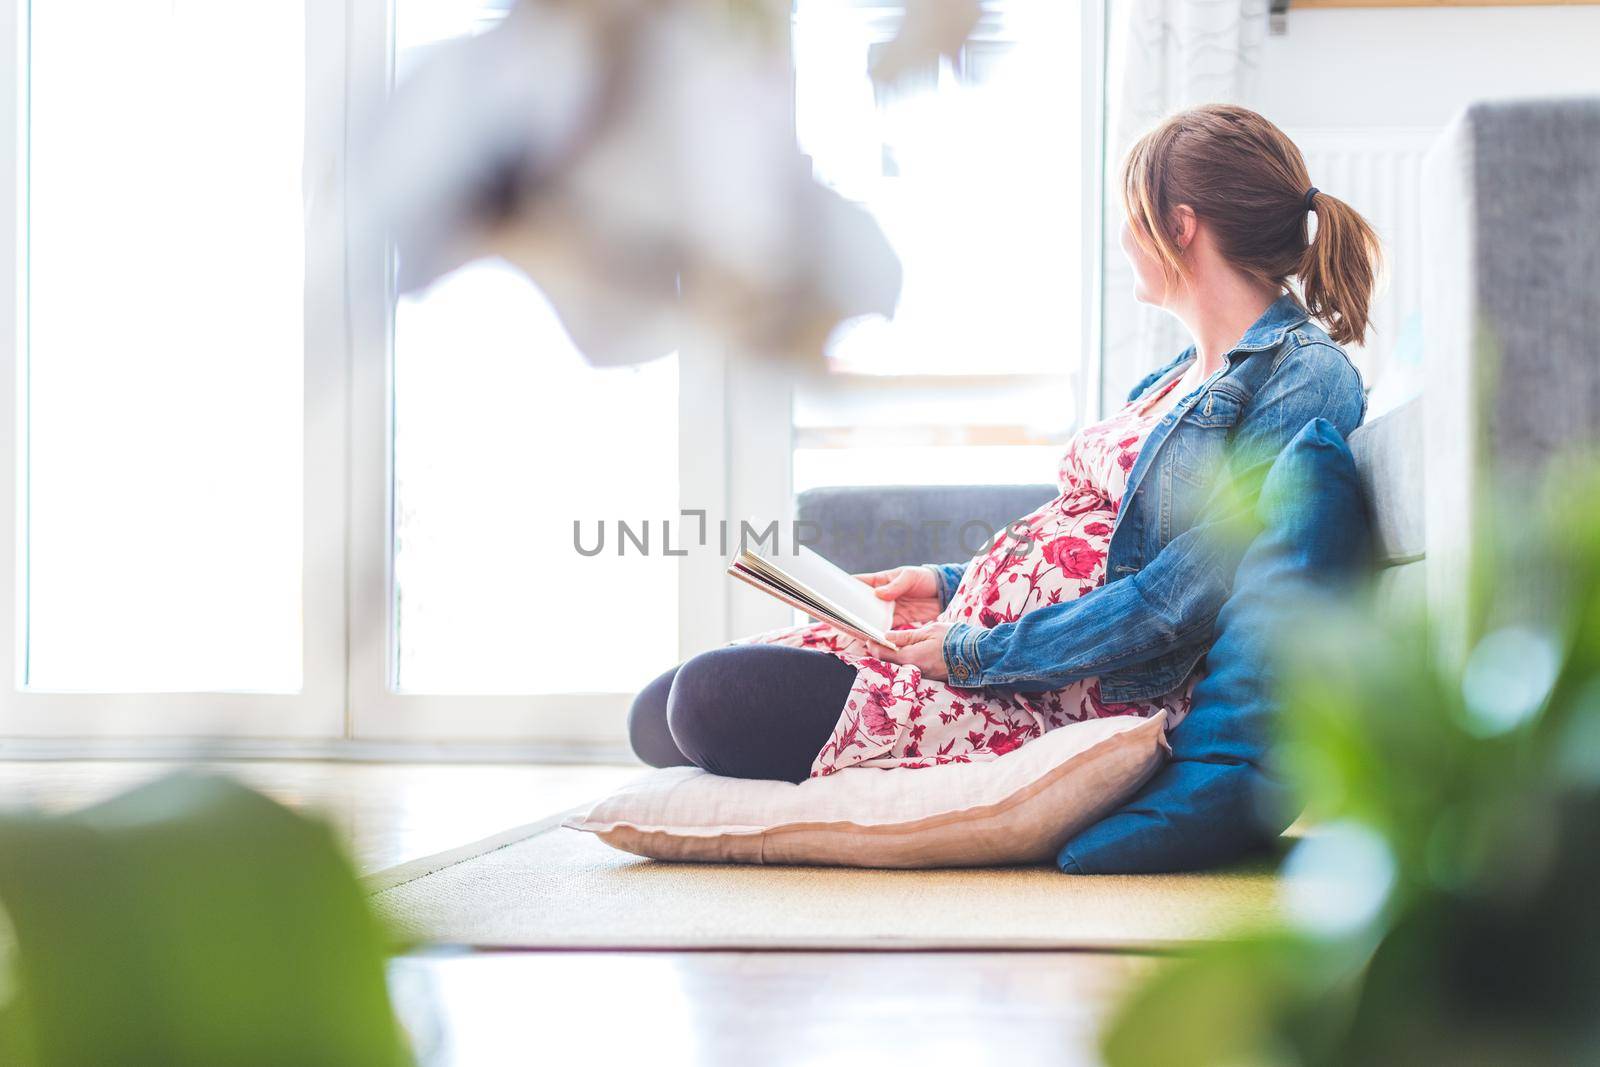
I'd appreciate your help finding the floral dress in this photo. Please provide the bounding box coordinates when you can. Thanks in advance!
[743,372,1202,778]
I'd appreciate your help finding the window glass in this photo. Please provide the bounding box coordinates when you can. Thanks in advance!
[390,9,679,694]
[24,1,305,691]
[792,1,1083,376]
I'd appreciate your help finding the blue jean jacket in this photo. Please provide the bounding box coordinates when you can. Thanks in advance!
[930,294,1367,702]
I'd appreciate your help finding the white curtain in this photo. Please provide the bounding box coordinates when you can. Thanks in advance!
[1098,0,1269,414]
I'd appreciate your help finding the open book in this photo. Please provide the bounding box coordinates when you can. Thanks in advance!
[728,545,895,646]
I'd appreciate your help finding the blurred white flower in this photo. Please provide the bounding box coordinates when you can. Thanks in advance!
[355,0,920,367]
[869,0,981,88]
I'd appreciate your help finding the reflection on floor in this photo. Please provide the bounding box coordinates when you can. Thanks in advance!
[391,950,1154,1067]
[0,758,1152,1066]
[0,758,644,874]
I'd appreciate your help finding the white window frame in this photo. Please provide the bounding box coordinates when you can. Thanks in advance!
[0,0,1104,753]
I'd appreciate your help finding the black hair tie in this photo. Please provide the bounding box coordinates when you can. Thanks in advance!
[1304,186,1320,212]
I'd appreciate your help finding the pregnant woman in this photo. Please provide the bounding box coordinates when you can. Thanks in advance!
[629,104,1376,784]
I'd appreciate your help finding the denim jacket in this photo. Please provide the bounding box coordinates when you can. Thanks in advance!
[929,294,1367,702]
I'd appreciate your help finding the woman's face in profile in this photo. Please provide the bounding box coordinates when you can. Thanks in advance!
[1120,218,1169,307]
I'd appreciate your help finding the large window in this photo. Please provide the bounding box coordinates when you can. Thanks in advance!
[789,0,1098,492]
[0,0,1101,745]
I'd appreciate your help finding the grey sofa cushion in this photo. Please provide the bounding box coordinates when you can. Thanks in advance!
[1349,398,1424,569]
[794,484,1055,575]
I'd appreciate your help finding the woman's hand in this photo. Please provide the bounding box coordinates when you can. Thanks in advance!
[855,566,943,629]
[865,622,952,681]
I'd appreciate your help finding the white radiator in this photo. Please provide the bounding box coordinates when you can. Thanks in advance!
[1290,126,1438,415]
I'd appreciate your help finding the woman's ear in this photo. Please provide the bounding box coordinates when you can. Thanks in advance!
[1171,204,1198,252]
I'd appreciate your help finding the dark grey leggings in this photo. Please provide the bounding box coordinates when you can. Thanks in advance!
[627,644,859,784]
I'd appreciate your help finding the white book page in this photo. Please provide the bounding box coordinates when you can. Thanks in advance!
[757,546,894,636]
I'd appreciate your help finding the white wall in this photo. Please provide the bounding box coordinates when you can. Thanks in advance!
[1260,5,1600,129]
[1256,5,1600,415]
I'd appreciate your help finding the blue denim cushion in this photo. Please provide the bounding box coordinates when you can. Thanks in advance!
[1056,417,1373,874]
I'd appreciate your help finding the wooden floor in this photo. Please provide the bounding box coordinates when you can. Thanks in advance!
[0,758,1159,1067]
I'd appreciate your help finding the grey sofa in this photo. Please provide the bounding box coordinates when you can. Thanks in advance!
[795,484,1055,574]
[797,401,1420,594]
[1423,97,1600,651]
[799,95,1600,663]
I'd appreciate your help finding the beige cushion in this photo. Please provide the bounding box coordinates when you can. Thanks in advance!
[563,713,1170,868]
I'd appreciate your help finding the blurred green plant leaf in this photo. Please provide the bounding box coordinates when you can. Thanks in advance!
[1104,448,1600,1066]
[0,773,412,1067]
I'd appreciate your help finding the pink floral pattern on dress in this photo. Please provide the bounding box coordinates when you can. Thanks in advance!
[741,373,1202,777]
